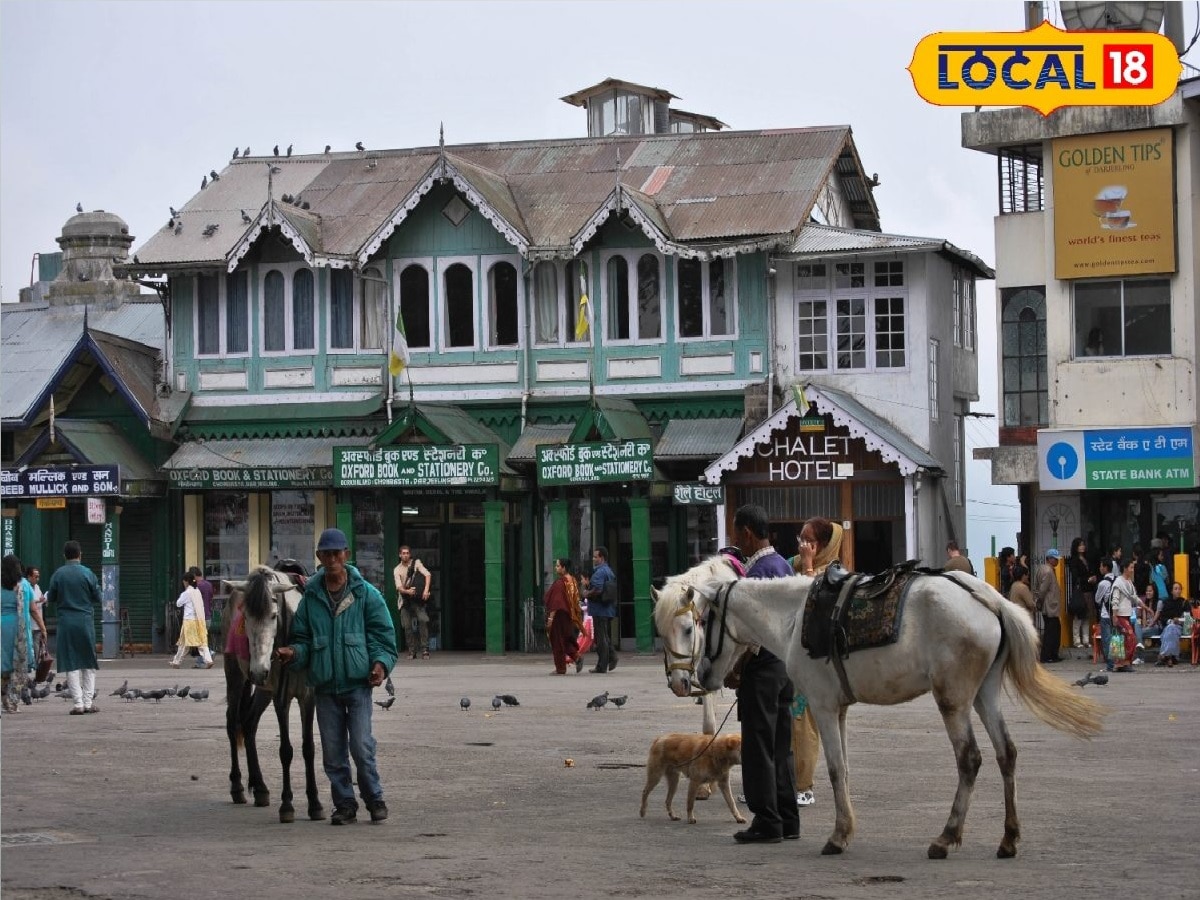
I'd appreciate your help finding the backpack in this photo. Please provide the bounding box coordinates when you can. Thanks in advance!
[1094,573,1115,615]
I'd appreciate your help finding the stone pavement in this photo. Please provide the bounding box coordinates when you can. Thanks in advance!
[2,652,1197,900]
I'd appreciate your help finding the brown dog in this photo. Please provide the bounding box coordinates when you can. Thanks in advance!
[639,732,746,825]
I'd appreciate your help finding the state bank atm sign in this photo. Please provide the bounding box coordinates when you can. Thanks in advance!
[1037,426,1197,491]
[909,21,1181,115]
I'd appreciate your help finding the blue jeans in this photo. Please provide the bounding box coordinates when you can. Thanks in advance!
[315,687,383,811]
[1100,618,1113,670]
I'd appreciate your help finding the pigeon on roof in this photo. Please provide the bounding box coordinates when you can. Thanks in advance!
[200,175,207,190]
[324,145,331,154]
[241,209,252,224]
[356,141,364,151]
[286,144,293,157]
[243,146,250,157]
[76,202,83,213]
[273,144,279,156]
[232,147,240,159]
[210,170,220,181]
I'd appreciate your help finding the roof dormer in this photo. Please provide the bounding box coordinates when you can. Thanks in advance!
[561,77,726,137]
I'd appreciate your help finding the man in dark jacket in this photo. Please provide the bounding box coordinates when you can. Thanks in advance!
[277,529,398,825]
[45,540,101,715]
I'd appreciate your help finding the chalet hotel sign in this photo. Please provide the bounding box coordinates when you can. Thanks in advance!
[757,435,855,482]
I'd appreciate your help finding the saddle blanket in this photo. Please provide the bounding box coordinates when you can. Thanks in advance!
[800,562,928,660]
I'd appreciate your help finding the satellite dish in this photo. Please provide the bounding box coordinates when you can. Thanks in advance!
[1059,1,1165,32]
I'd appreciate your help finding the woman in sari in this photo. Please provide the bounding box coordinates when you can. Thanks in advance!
[2,553,34,713]
[545,558,583,675]
[787,517,845,808]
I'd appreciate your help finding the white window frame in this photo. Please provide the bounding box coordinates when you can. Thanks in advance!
[259,261,317,357]
[482,253,524,350]
[327,267,388,355]
[962,273,975,351]
[601,249,664,345]
[394,257,434,351]
[792,259,907,373]
[436,255,479,352]
[676,256,738,341]
[194,272,250,359]
[359,264,387,353]
[533,259,591,348]
[952,274,962,347]
[953,422,963,506]
[928,338,940,421]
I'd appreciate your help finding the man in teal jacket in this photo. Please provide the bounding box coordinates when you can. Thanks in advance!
[277,529,397,825]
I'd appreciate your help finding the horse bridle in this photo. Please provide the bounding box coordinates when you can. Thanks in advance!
[661,578,739,694]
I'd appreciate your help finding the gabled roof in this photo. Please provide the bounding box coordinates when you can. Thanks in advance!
[372,403,516,474]
[560,78,678,108]
[783,224,995,279]
[703,382,941,484]
[17,419,161,483]
[569,396,652,444]
[1,300,166,428]
[130,127,881,273]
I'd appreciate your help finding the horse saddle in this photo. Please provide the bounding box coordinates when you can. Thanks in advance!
[801,559,931,660]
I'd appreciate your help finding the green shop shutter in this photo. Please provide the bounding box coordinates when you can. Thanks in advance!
[117,504,155,644]
[67,502,104,634]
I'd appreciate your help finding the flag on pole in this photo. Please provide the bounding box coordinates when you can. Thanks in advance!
[791,383,809,412]
[574,265,591,341]
[388,307,410,377]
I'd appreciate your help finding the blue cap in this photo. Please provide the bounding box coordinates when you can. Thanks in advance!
[316,528,349,552]
[1045,548,1061,560]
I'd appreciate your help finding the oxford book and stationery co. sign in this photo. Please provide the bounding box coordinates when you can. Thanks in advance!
[334,445,500,487]
[168,467,333,490]
[537,440,654,486]
[1038,426,1196,491]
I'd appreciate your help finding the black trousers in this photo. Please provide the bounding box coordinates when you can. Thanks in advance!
[737,652,799,836]
[1041,616,1062,662]
[592,615,616,671]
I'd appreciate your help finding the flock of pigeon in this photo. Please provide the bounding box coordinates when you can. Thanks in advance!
[12,677,210,707]
[1074,671,1110,688]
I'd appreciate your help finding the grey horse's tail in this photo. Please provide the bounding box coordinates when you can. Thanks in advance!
[945,572,1107,739]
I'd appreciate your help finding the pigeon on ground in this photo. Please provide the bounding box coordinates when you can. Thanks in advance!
[177,686,190,698]
[111,679,129,696]
[21,686,32,705]
[76,202,83,213]
[145,689,168,703]
[609,695,629,708]
[286,144,293,156]
[355,141,364,151]
[491,696,503,710]
[122,690,137,702]
[385,676,395,697]
[499,694,520,707]
[190,688,210,701]
[1075,671,1111,688]
[165,684,179,697]
[32,683,51,700]
[586,691,609,711]
[375,696,395,711]
[460,697,471,711]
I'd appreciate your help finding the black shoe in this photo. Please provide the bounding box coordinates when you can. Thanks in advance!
[589,668,607,674]
[366,800,388,823]
[608,657,618,672]
[330,806,357,826]
[734,828,782,844]
[783,828,801,841]
[574,656,584,674]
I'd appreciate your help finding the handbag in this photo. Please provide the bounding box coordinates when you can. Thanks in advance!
[1107,631,1125,660]
[35,648,54,683]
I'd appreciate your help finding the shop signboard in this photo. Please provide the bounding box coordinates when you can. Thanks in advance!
[672,483,725,505]
[168,467,334,490]
[537,440,653,486]
[1038,426,1196,491]
[333,445,499,487]
[1,465,120,498]
[2,515,16,556]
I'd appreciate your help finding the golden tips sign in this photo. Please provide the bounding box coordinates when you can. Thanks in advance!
[1053,127,1176,279]
[909,21,1182,116]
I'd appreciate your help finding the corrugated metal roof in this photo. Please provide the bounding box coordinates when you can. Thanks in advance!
[655,417,743,460]
[183,393,383,439]
[130,127,877,270]
[49,419,161,481]
[507,423,573,463]
[161,435,370,470]
[1,300,164,424]
[586,396,653,442]
[809,384,941,471]
[784,224,994,279]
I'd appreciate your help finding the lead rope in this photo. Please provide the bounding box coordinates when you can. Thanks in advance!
[677,695,741,768]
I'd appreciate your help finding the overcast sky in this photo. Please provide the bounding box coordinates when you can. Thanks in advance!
[3,1,1197,559]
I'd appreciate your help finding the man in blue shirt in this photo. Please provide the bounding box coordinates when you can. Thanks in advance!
[585,546,618,673]
[730,504,799,844]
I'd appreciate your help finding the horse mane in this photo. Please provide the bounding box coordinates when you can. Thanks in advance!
[654,555,739,633]
[242,564,284,620]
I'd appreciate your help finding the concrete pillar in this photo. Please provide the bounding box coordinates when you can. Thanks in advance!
[628,497,652,652]
[483,501,505,655]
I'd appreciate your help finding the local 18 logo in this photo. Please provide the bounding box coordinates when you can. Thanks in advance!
[909,21,1181,115]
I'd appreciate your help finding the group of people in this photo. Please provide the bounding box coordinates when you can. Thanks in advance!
[542,546,620,675]
[2,542,102,715]
[1000,539,1200,671]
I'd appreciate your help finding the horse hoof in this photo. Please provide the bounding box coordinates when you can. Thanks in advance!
[928,843,949,860]
[309,807,326,821]
[254,793,271,808]
[996,843,1017,859]
[232,793,247,805]
[821,841,844,855]
[279,809,295,824]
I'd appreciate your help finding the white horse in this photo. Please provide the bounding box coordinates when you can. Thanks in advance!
[653,556,1106,859]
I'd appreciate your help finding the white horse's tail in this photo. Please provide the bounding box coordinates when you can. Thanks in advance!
[948,573,1107,739]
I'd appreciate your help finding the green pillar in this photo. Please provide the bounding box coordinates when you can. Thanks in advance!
[629,496,652,652]
[548,498,569,562]
[483,500,506,655]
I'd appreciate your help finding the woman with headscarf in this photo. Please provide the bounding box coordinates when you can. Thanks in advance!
[545,558,583,675]
[786,517,844,808]
[2,553,34,713]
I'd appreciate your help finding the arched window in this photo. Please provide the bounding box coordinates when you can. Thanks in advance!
[607,256,629,340]
[565,259,589,343]
[534,261,559,344]
[488,261,519,347]
[636,254,661,339]
[293,268,314,350]
[263,270,285,352]
[1001,287,1047,427]
[399,264,431,349]
[444,262,474,348]
[360,266,384,350]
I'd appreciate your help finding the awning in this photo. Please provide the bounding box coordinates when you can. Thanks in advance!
[17,419,163,484]
[704,383,941,483]
[569,396,653,443]
[183,392,384,439]
[161,435,371,489]
[508,424,574,464]
[655,417,743,461]
[371,403,516,475]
